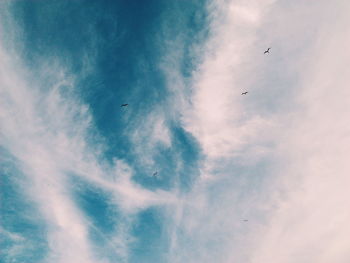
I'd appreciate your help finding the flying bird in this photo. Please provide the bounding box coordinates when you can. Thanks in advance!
[153,171,158,177]
[243,219,248,222]
[264,47,271,54]
[121,104,129,107]
[241,91,248,95]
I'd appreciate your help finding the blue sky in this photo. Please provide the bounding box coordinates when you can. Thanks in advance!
[1,1,350,263]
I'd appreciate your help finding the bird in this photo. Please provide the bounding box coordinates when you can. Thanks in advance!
[153,171,158,177]
[243,219,248,222]
[264,47,271,54]
[121,104,129,107]
[241,91,248,95]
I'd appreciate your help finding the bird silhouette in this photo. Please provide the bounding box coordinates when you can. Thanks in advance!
[241,91,248,95]
[153,171,158,177]
[264,47,271,54]
[121,104,128,107]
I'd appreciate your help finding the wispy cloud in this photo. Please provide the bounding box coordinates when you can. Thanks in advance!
[0,11,177,263]
[2,0,350,262]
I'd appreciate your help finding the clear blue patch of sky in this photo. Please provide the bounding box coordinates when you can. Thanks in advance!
[129,206,169,263]
[69,176,119,234]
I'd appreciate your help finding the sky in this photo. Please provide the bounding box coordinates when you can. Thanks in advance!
[1,0,350,262]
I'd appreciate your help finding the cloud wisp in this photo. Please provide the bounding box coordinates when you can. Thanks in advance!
[0,16,176,263]
[1,1,350,262]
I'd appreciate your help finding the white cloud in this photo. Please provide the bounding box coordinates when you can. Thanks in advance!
[2,0,350,262]
[128,109,172,171]
[181,0,277,162]
[167,0,350,262]
[248,1,350,262]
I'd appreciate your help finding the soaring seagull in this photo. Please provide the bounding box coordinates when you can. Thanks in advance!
[241,91,248,95]
[264,47,271,54]
[121,104,129,107]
